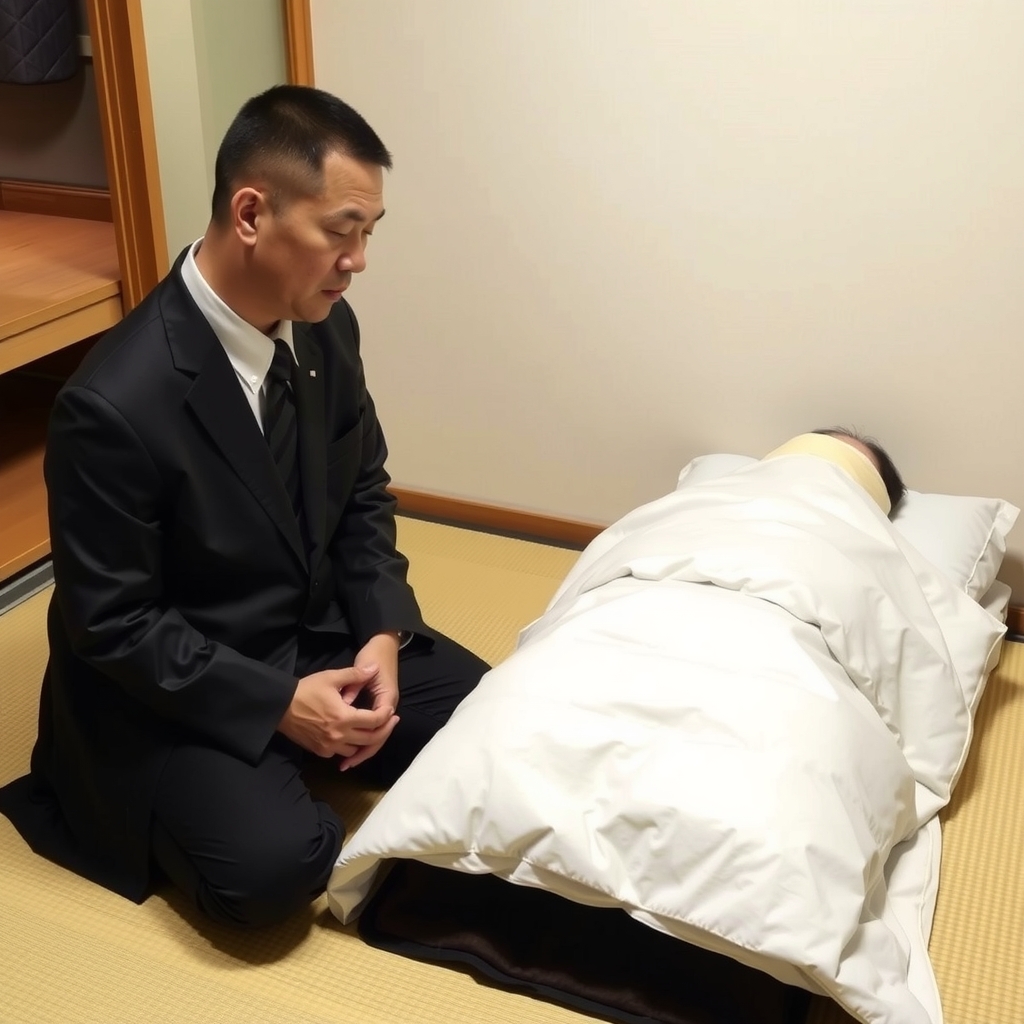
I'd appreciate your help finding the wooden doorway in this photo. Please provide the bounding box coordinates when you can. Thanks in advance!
[0,0,311,590]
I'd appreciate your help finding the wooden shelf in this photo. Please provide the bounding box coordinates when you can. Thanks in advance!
[0,210,123,583]
[0,210,121,375]
[0,373,61,581]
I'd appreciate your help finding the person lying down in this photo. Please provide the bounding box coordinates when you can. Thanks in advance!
[327,429,1004,1024]
[770,428,905,516]
[771,427,906,516]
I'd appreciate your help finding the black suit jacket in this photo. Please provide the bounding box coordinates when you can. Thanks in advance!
[0,250,427,900]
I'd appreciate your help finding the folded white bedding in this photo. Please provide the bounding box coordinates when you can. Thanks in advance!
[329,456,1006,1024]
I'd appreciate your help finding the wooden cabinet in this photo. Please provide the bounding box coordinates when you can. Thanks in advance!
[0,210,122,581]
[0,0,167,588]
[0,0,306,589]
[0,211,121,376]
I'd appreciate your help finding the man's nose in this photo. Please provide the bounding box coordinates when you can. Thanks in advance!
[339,247,367,275]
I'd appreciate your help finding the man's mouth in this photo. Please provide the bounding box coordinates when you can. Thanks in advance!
[322,278,351,299]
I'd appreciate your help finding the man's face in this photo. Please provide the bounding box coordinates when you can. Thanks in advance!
[252,150,385,326]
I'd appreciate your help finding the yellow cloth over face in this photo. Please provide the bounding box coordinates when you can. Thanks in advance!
[762,433,891,515]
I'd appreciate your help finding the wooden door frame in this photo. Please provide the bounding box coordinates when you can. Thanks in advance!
[85,0,167,312]
[84,0,313,313]
[283,0,316,85]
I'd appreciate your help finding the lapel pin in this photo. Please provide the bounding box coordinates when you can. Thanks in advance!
[310,369,317,378]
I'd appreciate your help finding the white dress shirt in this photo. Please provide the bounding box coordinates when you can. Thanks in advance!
[180,238,297,432]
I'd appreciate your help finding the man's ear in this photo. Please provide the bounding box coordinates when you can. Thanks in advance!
[232,187,265,246]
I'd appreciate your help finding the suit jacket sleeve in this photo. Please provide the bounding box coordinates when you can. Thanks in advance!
[327,303,427,644]
[46,385,297,764]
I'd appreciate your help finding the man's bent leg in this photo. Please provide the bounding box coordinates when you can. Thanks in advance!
[150,737,343,927]
[354,634,489,787]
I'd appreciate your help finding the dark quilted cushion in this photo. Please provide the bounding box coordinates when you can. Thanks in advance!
[0,0,79,84]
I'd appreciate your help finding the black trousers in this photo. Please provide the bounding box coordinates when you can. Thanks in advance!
[150,632,488,928]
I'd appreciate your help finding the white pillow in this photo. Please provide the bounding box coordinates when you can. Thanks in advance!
[675,454,1019,601]
[891,491,1018,602]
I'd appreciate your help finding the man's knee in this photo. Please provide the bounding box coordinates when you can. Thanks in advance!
[154,802,344,928]
[199,814,343,927]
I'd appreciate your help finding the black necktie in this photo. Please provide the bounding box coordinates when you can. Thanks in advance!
[264,339,303,520]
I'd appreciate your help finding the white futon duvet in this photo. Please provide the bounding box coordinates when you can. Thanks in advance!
[328,456,1006,1024]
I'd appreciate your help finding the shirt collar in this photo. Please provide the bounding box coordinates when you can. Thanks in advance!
[180,238,296,394]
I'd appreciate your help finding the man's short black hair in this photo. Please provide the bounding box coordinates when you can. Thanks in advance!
[812,427,907,514]
[211,85,392,223]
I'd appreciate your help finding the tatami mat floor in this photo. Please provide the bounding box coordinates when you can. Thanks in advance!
[806,637,1024,1024]
[1,517,1022,1024]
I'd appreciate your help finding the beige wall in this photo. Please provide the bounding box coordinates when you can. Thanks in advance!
[191,0,288,181]
[314,1,1022,595]
[0,65,107,188]
[140,0,287,262]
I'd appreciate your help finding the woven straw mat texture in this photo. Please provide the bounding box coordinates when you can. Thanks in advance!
[2,517,1021,1024]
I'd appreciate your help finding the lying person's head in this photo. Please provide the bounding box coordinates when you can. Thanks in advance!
[813,428,906,514]
[763,428,907,517]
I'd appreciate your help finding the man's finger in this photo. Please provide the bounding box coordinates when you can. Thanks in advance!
[339,715,399,771]
[324,665,375,687]
[344,718,397,747]
[345,704,394,729]
[339,683,362,704]
[370,688,399,712]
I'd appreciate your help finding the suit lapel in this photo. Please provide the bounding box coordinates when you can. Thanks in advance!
[292,324,327,572]
[184,331,307,569]
[161,257,307,568]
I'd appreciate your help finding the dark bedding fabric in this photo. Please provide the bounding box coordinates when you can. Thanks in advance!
[358,861,812,1024]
